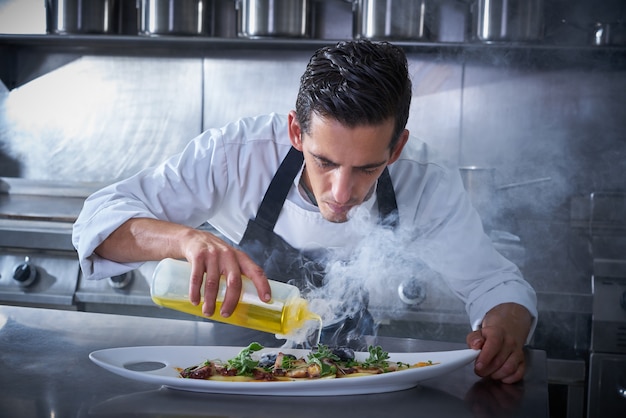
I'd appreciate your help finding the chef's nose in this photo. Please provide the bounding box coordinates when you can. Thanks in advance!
[332,168,353,204]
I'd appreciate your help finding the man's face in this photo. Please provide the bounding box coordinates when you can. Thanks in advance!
[288,111,408,223]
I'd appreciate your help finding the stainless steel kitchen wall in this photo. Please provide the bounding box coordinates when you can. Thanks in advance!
[0,56,203,181]
[459,63,626,297]
[0,52,464,182]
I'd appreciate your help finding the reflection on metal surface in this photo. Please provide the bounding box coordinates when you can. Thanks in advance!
[0,313,7,331]
[1,56,203,182]
[87,386,466,418]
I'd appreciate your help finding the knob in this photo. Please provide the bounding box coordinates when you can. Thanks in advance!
[108,271,133,289]
[398,279,426,306]
[13,257,37,287]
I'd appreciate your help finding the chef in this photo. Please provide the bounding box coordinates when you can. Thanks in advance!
[73,40,537,384]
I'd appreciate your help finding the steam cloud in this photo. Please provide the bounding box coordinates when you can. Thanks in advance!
[287,206,448,347]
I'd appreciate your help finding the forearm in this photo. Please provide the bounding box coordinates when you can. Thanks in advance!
[94,218,195,263]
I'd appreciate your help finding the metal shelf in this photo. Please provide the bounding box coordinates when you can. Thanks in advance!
[1,34,625,89]
[2,33,626,56]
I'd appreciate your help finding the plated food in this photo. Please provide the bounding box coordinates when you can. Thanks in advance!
[178,342,438,382]
[89,345,479,395]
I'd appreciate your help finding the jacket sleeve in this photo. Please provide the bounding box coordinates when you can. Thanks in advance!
[72,128,227,280]
[397,159,538,342]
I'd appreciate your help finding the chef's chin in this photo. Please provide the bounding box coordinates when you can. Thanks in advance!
[319,207,350,224]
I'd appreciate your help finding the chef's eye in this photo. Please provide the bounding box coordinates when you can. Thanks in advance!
[316,159,336,169]
[362,168,379,176]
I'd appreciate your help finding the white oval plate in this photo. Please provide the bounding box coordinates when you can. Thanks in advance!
[89,345,479,396]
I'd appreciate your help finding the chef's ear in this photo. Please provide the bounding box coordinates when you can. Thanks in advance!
[388,129,409,165]
[288,111,303,151]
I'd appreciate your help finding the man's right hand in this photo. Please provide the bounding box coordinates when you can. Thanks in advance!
[95,218,271,318]
[180,226,270,317]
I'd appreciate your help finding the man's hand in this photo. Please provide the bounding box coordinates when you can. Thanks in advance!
[180,227,271,317]
[465,303,533,384]
[95,218,271,318]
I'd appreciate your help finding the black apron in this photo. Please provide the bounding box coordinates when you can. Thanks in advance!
[238,147,398,346]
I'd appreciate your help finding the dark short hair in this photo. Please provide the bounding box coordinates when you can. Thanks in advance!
[295,39,412,150]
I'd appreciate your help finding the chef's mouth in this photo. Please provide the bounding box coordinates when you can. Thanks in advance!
[322,202,355,223]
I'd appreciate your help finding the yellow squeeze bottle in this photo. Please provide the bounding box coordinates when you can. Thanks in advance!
[151,258,321,336]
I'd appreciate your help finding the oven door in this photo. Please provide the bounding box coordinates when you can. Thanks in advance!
[587,352,626,418]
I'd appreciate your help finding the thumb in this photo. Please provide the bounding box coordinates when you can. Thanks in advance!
[467,329,485,349]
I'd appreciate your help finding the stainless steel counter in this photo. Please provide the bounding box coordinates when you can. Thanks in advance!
[0,305,549,418]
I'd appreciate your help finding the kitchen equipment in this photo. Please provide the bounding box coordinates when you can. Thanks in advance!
[139,0,214,36]
[151,258,321,337]
[351,0,430,41]
[590,22,626,46]
[45,0,120,34]
[0,178,89,309]
[431,0,470,43]
[470,0,545,43]
[458,166,551,228]
[585,192,626,418]
[459,167,552,192]
[236,0,311,39]
[559,20,626,47]
[0,177,167,317]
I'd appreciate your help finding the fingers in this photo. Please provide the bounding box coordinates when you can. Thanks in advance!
[474,331,504,377]
[219,251,271,316]
[188,260,204,307]
[499,361,525,384]
[238,252,271,303]
[467,330,486,349]
[469,327,526,384]
[184,231,268,318]
[219,270,242,317]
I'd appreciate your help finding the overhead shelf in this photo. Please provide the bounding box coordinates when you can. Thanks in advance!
[2,33,626,56]
[1,34,625,89]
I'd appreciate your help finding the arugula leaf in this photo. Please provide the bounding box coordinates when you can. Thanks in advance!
[281,355,295,370]
[308,344,341,362]
[227,342,263,376]
[362,345,390,368]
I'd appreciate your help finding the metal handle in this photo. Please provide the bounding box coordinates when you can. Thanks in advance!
[496,177,552,190]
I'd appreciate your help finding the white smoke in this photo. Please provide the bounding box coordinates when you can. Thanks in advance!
[301,206,444,342]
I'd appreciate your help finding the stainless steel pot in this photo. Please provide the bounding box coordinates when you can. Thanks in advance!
[471,0,544,43]
[459,166,551,226]
[352,0,430,41]
[590,22,626,46]
[45,0,120,34]
[558,19,626,47]
[236,0,311,39]
[139,0,214,36]
[460,166,552,194]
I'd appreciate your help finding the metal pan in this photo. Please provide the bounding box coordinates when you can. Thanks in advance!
[46,0,120,34]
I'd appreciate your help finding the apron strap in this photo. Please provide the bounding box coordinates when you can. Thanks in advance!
[254,146,304,231]
[254,147,398,230]
[376,167,399,228]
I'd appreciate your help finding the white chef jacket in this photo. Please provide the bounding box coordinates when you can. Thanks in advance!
[72,113,537,336]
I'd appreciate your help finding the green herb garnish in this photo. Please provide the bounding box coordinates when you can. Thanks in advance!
[308,344,340,377]
[362,345,390,368]
[226,342,263,376]
[281,355,295,370]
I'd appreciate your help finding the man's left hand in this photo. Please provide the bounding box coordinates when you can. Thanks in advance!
[466,303,533,384]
